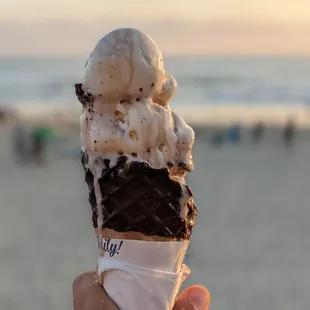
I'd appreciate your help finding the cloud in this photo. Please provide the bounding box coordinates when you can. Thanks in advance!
[1,18,310,56]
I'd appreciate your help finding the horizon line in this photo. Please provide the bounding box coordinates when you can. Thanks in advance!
[1,53,310,59]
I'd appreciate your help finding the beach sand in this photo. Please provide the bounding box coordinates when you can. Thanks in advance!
[1,123,310,310]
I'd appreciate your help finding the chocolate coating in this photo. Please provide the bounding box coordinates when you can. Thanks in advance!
[81,152,197,239]
[75,83,94,107]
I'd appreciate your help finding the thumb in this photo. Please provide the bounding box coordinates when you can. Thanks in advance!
[173,285,210,310]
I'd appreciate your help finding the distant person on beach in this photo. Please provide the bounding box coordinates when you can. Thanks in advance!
[210,131,224,147]
[283,119,296,148]
[227,124,241,144]
[12,123,28,164]
[0,110,6,123]
[30,125,54,165]
[31,126,51,165]
[252,122,265,144]
[31,127,45,165]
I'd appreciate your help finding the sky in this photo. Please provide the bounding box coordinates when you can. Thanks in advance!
[1,0,310,56]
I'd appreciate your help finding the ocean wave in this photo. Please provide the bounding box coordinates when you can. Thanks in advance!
[0,57,309,106]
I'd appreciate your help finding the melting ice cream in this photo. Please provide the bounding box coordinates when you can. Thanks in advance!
[78,28,194,177]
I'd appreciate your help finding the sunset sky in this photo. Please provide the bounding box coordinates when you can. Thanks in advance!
[1,0,310,56]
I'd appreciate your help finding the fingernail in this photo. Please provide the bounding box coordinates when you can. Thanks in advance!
[187,287,209,310]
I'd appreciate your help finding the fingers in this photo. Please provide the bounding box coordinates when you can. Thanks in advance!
[173,285,210,310]
[73,271,119,310]
[73,272,209,310]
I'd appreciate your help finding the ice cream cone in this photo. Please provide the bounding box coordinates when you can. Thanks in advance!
[76,28,197,310]
[82,151,196,237]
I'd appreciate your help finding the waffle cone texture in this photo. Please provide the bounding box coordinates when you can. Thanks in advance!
[81,151,198,240]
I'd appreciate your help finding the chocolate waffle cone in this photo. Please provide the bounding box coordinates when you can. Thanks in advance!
[81,151,198,245]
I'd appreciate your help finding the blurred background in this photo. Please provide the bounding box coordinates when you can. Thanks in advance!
[1,1,310,309]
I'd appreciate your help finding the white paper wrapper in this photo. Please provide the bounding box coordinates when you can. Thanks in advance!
[97,238,190,310]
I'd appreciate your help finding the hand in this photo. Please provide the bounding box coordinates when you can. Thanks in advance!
[73,272,210,310]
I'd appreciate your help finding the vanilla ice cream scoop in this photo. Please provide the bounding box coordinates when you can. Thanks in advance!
[77,28,194,177]
[83,28,165,101]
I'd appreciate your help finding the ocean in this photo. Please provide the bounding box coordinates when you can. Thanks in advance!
[1,56,310,108]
